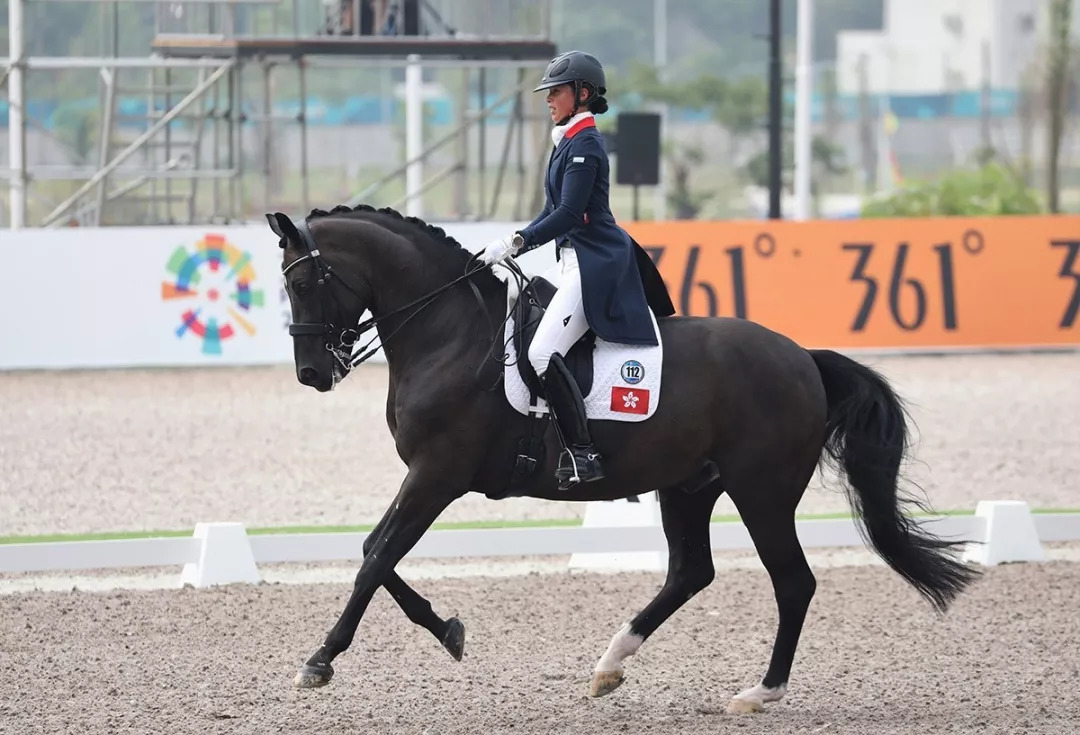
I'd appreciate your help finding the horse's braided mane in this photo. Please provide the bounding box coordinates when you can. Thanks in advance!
[305,203,470,257]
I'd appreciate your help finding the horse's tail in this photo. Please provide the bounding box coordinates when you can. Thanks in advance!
[809,349,981,612]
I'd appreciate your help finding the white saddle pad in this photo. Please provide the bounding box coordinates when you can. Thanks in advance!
[500,282,663,423]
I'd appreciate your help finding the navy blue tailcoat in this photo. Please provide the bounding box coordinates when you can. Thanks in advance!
[517,117,675,346]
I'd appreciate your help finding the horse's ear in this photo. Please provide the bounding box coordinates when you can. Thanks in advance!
[266,212,300,248]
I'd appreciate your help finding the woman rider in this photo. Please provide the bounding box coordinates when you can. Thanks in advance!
[480,50,675,491]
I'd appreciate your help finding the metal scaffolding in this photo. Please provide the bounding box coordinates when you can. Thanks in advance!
[4,0,557,229]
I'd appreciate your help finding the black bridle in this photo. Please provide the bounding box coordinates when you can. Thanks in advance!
[282,219,529,377]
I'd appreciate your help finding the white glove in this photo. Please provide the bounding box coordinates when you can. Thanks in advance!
[479,234,519,265]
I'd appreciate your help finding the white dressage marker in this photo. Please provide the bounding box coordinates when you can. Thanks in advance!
[569,492,667,572]
[180,522,262,588]
[962,500,1045,566]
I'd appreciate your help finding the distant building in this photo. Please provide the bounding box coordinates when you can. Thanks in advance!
[835,0,1074,97]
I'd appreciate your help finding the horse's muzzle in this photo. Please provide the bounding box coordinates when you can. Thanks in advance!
[299,366,332,392]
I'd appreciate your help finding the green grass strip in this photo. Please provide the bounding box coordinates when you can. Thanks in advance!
[0,517,580,546]
[2,507,1077,546]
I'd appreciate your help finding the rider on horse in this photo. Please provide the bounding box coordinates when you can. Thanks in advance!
[480,50,675,491]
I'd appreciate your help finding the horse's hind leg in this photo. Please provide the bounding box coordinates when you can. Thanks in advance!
[725,481,817,713]
[588,483,721,697]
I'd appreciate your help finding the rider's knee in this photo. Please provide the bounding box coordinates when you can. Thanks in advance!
[528,343,550,378]
[531,341,569,379]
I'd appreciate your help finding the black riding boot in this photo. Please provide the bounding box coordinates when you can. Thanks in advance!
[543,354,605,490]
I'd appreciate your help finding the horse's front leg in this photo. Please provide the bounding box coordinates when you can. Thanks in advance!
[293,467,458,688]
[361,516,466,661]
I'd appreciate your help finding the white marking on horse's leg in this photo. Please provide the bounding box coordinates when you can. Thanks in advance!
[588,622,643,697]
[727,682,788,713]
[595,622,643,672]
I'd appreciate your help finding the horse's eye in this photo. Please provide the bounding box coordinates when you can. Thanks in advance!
[294,280,310,294]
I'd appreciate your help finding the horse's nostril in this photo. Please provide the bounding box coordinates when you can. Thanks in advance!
[299,367,319,385]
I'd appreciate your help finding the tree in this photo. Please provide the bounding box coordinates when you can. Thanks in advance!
[1046,0,1073,214]
[611,60,768,137]
[743,134,848,214]
[860,161,1043,218]
[666,142,710,219]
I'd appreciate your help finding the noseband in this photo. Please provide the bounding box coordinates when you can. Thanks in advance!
[282,219,502,374]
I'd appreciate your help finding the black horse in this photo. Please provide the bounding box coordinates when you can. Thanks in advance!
[266,204,980,713]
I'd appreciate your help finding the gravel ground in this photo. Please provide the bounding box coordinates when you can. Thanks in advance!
[1,559,1078,735]
[1,351,1078,536]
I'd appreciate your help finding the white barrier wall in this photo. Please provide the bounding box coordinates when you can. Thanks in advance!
[0,221,551,370]
[3,504,1074,584]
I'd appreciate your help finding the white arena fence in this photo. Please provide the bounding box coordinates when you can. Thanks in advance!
[1,500,1077,587]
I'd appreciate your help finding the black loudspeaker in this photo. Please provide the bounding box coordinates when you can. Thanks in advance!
[615,112,661,186]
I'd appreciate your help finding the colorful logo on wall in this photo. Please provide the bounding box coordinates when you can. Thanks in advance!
[161,234,265,355]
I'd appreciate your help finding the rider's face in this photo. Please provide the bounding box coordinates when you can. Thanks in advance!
[546,84,587,123]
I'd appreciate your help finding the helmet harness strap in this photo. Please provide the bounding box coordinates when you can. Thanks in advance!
[558,80,590,126]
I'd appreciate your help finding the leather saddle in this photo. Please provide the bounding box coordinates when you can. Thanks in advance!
[511,275,595,400]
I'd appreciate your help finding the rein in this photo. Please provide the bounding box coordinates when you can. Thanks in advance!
[283,219,531,376]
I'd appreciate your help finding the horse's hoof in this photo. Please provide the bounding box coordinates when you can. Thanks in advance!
[293,662,334,689]
[588,669,625,697]
[726,697,764,714]
[441,617,466,661]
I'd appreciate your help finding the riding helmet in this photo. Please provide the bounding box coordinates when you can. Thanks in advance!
[534,51,607,95]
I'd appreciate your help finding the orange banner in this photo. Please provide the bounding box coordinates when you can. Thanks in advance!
[624,216,1080,350]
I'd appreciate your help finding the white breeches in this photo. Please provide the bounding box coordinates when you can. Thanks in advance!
[528,247,590,379]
